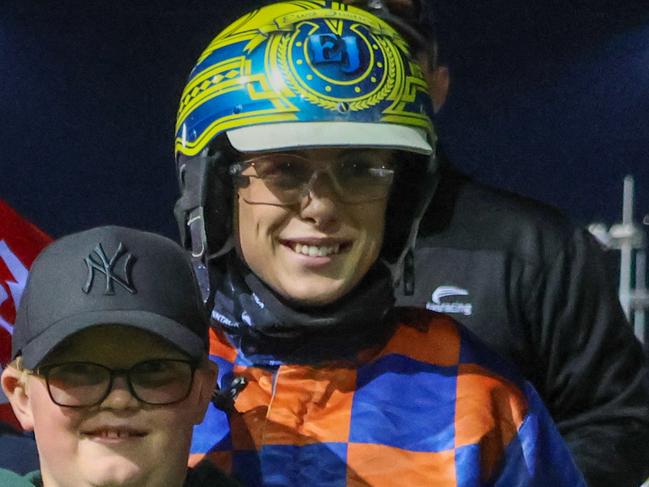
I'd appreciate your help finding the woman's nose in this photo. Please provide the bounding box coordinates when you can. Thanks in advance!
[298,172,342,231]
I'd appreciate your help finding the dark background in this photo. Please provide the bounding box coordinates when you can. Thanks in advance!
[1,0,648,240]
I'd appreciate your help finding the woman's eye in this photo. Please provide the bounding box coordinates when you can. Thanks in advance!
[255,159,294,177]
[262,164,287,177]
[254,157,313,189]
[339,160,383,176]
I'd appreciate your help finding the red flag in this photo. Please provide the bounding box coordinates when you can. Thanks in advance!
[0,199,51,429]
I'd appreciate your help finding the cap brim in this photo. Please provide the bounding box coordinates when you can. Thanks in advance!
[20,310,206,369]
[226,122,433,155]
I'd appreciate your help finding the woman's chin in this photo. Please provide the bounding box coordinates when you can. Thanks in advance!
[278,279,350,307]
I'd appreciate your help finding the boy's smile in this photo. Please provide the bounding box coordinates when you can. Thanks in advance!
[80,422,149,442]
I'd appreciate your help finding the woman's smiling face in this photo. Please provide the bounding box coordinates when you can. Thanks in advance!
[234,148,393,306]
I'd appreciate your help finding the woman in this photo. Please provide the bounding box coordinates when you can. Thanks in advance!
[173,2,585,485]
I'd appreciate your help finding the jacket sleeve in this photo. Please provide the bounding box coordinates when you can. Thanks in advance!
[489,383,587,486]
[527,227,649,487]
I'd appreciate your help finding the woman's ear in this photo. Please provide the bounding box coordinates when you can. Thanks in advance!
[191,361,218,425]
[429,66,450,113]
[416,47,450,113]
[1,366,35,431]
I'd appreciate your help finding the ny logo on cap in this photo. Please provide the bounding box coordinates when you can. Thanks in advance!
[83,242,136,295]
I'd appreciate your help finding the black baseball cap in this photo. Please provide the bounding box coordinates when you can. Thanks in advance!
[12,226,210,369]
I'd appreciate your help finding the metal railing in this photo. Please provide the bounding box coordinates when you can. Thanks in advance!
[588,176,648,343]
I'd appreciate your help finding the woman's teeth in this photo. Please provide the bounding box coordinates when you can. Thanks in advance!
[294,243,340,257]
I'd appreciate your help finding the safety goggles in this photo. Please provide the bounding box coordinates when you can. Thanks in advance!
[32,359,197,408]
[229,153,396,205]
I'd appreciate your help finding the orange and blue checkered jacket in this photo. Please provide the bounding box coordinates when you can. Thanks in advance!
[190,308,585,486]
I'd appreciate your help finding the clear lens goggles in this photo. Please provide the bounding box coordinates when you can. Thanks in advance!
[34,359,196,408]
[229,153,396,205]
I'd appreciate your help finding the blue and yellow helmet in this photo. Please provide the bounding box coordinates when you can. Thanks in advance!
[175,0,435,156]
[174,1,438,300]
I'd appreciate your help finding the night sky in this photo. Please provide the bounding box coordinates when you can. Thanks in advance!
[1,0,648,239]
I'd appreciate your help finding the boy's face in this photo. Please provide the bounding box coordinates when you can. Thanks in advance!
[3,325,214,487]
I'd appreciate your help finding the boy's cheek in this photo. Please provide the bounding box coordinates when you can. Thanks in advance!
[30,383,82,438]
[190,366,218,425]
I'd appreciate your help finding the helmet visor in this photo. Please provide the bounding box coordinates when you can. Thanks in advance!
[226,122,432,155]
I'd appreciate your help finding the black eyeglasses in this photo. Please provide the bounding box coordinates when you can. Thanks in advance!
[33,359,197,408]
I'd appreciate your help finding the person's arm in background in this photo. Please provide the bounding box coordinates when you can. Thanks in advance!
[529,227,649,487]
[401,165,649,486]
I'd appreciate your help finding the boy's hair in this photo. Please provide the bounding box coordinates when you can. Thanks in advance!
[6,357,29,386]
[12,226,210,369]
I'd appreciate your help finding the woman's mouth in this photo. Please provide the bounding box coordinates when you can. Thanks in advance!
[282,240,351,257]
[294,242,340,257]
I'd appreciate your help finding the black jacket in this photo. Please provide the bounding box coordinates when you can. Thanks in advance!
[396,164,649,487]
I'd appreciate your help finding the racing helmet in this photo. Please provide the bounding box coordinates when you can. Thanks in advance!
[174,0,438,299]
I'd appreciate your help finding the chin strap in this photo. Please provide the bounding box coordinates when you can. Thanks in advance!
[389,149,439,296]
[175,155,211,250]
[402,249,415,295]
[187,206,212,306]
[174,151,234,307]
[175,155,212,305]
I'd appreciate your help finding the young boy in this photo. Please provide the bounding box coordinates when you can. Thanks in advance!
[0,226,238,486]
